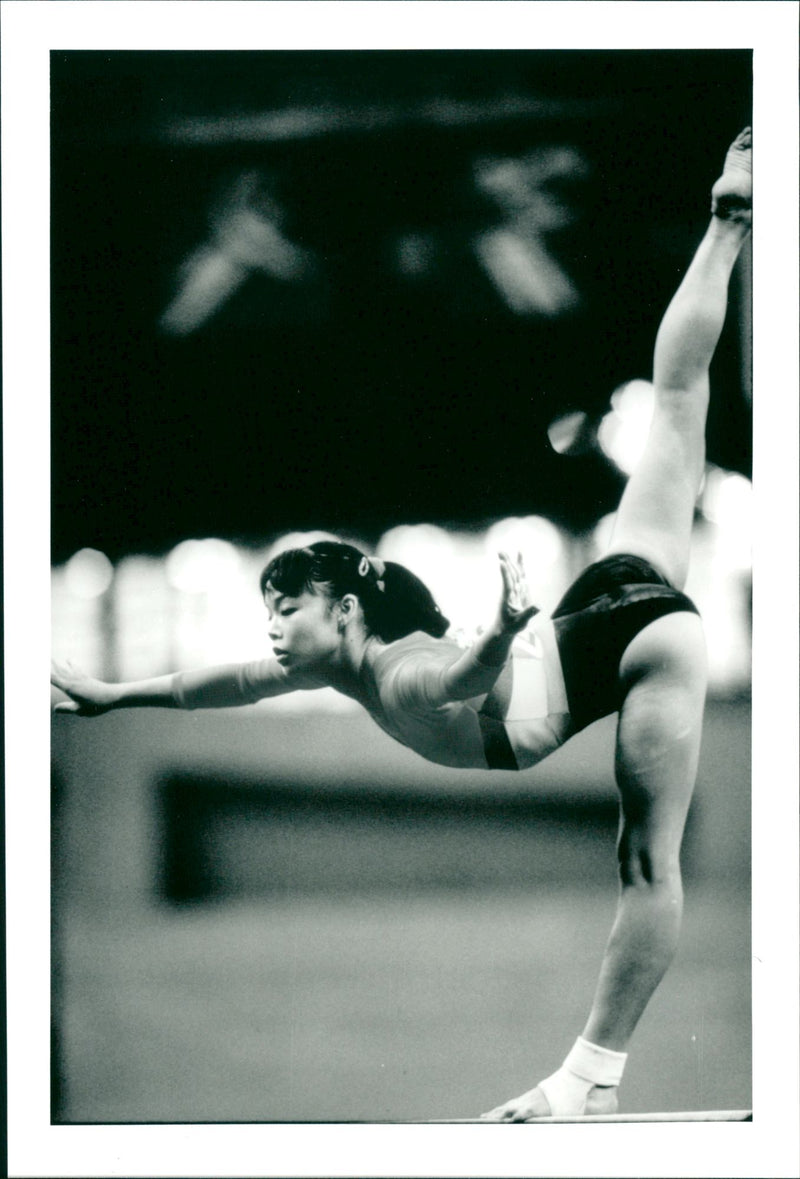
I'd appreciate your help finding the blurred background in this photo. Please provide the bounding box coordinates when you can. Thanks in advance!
[51,49,752,1123]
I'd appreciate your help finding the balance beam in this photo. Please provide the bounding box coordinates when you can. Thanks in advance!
[413,1110,752,1123]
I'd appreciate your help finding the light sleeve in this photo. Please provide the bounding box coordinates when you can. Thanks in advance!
[380,639,506,711]
[172,658,314,710]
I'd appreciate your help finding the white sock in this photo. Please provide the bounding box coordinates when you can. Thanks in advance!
[538,1037,628,1116]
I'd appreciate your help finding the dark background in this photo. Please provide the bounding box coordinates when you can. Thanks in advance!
[51,50,752,562]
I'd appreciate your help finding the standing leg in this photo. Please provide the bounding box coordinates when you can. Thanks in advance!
[482,129,751,1121]
[579,610,707,1053]
[481,616,707,1122]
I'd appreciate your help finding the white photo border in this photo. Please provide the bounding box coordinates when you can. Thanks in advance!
[3,3,798,1177]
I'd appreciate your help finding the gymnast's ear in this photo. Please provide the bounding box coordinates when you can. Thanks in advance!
[337,593,360,628]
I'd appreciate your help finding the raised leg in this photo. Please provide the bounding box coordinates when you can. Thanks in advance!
[581,132,751,1052]
[481,129,750,1122]
[606,127,751,589]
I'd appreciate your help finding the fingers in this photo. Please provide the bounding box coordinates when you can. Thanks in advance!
[498,555,513,603]
[51,659,87,711]
[496,551,539,635]
[51,657,89,690]
[498,551,532,611]
[498,551,521,598]
[51,658,78,686]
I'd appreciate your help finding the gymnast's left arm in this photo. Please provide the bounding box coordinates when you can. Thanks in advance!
[393,552,538,707]
[440,552,538,698]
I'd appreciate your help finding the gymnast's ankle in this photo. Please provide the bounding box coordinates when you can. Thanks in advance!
[710,126,752,225]
[538,1036,627,1117]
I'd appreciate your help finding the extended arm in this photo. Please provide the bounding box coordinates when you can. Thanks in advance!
[389,553,538,709]
[51,657,310,717]
[439,552,538,699]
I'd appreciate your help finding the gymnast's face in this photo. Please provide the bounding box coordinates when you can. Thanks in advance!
[264,582,342,672]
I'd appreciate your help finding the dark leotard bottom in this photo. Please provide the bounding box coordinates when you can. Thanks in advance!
[551,553,700,734]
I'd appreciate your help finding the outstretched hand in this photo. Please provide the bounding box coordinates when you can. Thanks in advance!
[51,660,117,717]
[497,551,539,636]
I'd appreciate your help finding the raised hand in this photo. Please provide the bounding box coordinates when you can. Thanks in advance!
[51,660,118,716]
[497,551,539,636]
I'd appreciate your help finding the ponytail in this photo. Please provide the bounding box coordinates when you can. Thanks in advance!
[370,559,449,641]
[260,541,449,642]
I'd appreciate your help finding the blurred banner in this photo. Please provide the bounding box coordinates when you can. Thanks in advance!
[51,50,753,559]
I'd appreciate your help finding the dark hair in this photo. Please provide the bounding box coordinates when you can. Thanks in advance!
[259,540,449,643]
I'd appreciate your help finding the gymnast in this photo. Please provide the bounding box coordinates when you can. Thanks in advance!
[52,129,752,1119]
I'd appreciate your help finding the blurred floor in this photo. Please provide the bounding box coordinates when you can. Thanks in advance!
[55,883,750,1123]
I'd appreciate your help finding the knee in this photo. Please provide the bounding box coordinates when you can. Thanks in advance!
[617,834,682,892]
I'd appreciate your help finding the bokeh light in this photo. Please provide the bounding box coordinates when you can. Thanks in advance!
[597,380,655,476]
[377,524,458,606]
[64,548,114,600]
[700,466,752,527]
[547,410,592,456]
[485,515,567,609]
[699,466,753,574]
[165,538,242,594]
[114,556,172,680]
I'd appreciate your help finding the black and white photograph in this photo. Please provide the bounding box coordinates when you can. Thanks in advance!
[3,3,798,1177]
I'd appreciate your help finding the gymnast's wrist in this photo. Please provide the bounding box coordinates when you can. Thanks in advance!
[473,627,514,668]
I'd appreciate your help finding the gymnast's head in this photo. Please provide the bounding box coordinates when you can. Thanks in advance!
[259,540,449,649]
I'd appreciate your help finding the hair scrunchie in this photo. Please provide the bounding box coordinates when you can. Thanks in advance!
[358,555,386,592]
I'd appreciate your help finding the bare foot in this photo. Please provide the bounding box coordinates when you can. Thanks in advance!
[711,127,752,223]
[480,1083,619,1122]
